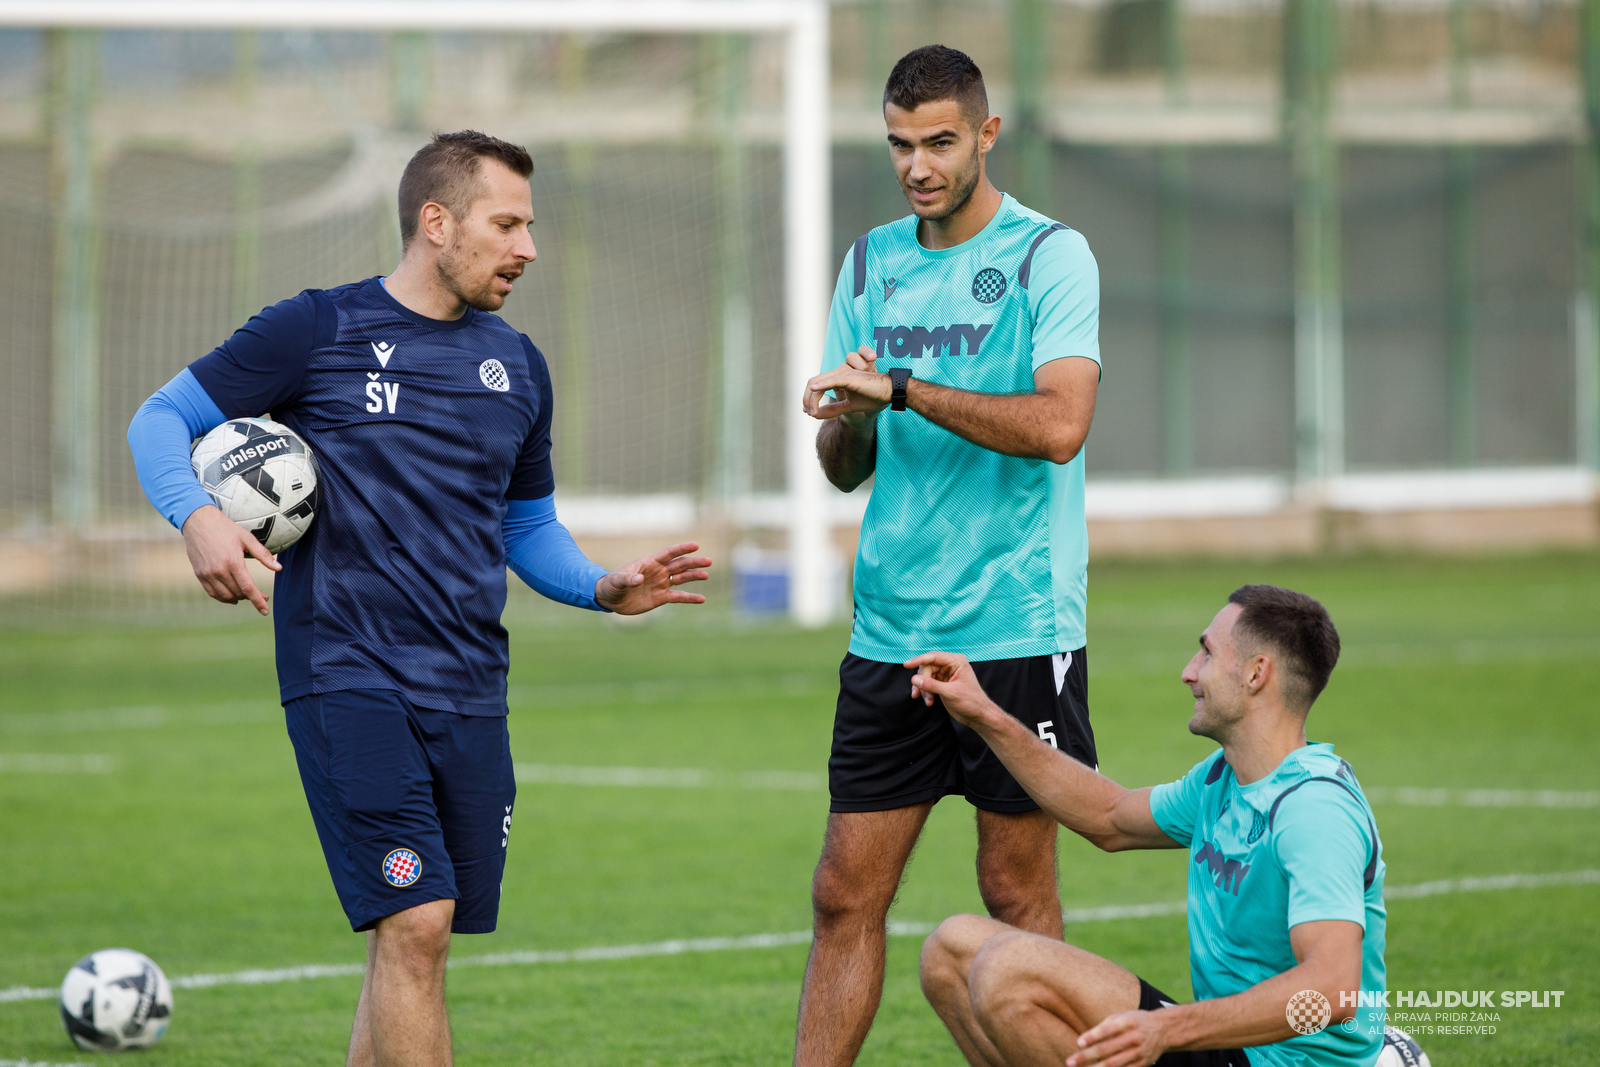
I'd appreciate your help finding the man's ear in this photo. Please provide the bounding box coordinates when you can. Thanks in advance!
[1242,653,1273,698]
[417,201,452,250]
[978,114,1001,153]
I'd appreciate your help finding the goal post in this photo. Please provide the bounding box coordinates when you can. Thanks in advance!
[0,0,837,626]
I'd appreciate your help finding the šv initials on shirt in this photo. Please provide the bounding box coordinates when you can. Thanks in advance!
[365,377,400,413]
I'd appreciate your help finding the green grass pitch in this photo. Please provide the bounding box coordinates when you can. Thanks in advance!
[1,552,1596,1065]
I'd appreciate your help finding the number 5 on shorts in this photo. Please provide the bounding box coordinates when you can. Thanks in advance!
[1036,721,1058,748]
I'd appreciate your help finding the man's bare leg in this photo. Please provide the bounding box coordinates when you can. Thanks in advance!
[347,897,456,1067]
[918,914,1016,1067]
[963,924,1142,1067]
[793,802,934,1067]
[974,809,1061,939]
[347,931,378,1067]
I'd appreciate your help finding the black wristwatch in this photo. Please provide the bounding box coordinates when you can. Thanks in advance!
[889,367,911,411]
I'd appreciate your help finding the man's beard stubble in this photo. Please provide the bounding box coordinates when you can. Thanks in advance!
[436,240,506,312]
[906,143,982,222]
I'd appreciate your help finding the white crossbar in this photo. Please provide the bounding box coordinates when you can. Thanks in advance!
[0,1,814,33]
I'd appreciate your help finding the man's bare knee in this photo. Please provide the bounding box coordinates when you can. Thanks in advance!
[968,932,1053,1029]
[977,869,1051,921]
[809,807,929,931]
[374,899,453,977]
[810,856,894,929]
[968,930,1032,986]
[976,810,1060,929]
[919,914,986,996]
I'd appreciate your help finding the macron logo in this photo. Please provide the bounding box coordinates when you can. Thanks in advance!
[372,341,395,368]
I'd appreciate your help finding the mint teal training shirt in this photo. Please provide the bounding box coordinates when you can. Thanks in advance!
[1150,743,1388,1067]
[824,194,1100,663]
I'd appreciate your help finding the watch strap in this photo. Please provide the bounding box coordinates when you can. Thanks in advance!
[889,367,911,412]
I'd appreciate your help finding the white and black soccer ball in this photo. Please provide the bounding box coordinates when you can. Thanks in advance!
[58,948,173,1051]
[191,418,319,553]
[1375,1025,1431,1067]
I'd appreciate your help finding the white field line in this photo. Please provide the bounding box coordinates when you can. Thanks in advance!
[1064,900,1189,922]
[3,869,1595,1006]
[0,754,114,774]
[0,703,272,736]
[1384,868,1600,899]
[513,765,1600,809]
[514,764,825,791]
[1364,787,1599,808]
[0,1059,91,1066]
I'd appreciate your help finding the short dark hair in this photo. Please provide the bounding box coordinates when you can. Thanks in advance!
[883,45,989,129]
[398,130,533,247]
[1226,585,1341,711]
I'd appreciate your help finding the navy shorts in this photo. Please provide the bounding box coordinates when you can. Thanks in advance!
[285,690,516,934]
[829,649,1095,814]
[1137,979,1251,1066]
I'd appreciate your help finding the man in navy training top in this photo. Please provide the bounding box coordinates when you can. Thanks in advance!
[127,131,712,1067]
[910,585,1387,1067]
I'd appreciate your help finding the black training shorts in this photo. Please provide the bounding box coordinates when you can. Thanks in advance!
[1137,979,1252,1066]
[828,648,1095,814]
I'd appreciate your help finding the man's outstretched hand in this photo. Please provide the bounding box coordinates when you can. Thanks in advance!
[595,542,713,615]
[905,651,1002,728]
[182,504,280,615]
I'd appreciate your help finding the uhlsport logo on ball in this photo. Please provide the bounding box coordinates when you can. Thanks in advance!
[382,848,422,887]
[1285,989,1331,1035]
[189,417,319,553]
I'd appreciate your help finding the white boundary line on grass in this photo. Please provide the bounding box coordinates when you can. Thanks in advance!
[1362,787,1599,808]
[3,869,1595,1006]
[513,765,1600,808]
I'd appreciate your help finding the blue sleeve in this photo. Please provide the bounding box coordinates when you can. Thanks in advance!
[1273,782,1373,930]
[126,368,227,530]
[503,495,610,611]
[821,246,861,372]
[188,290,334,418]
[1148,752,1221,848]
[507,337,557,500]
[1026,228,1100,376]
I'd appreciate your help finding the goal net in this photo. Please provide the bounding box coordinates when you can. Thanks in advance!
[0,1,835,623]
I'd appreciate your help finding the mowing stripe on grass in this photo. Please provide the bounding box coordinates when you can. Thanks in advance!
[3,869,1595,1004]
[0,755,114,774]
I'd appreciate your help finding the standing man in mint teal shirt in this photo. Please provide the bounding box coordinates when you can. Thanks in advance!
[915,585,1387,1067]
[794,45,1103,1066]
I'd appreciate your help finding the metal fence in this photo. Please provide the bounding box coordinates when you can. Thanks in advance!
[1,0,1597,615]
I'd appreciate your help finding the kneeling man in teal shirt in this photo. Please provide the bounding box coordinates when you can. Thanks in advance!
[915,585,1388,1067]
